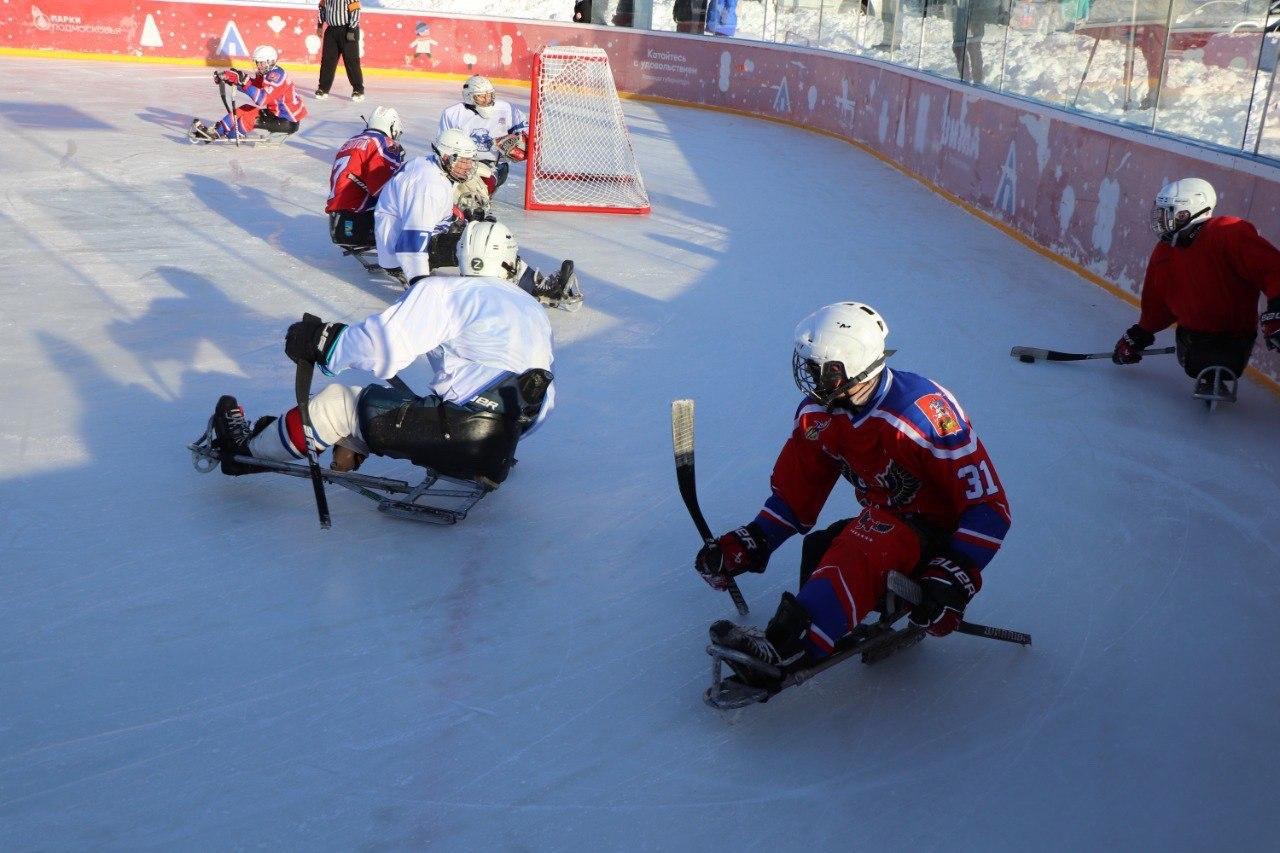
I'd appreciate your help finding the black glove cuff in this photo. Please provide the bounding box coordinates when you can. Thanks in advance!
[1123,324,1155,350]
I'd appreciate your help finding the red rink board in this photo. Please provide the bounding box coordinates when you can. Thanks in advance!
[5,0,1278,383]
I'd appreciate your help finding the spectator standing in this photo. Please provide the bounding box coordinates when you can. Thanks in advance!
[705,0,738,36]
[316,0,365,101]
[673,0,709,33]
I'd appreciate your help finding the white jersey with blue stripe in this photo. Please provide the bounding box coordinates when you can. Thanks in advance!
[373,155,456,279]
[437,102,529,164]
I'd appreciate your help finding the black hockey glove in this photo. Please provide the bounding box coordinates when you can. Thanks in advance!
[285,316,347,368]
[695,522,770,591]
[909,555,981,637]
[1261,297,1280,352]
[1112,324,1155,365]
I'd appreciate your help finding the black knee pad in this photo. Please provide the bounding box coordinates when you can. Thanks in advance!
[357,385,520,485]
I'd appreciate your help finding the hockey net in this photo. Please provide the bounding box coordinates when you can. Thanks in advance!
[524,46,650,215]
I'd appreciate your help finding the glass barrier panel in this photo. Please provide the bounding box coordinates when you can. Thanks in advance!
[1001,1,1100,107]
[815,1,885,53]
[1154,0,1270,149]
[1063,0,1173,125]
[1250,31,1280,156]
[918,2,965,80]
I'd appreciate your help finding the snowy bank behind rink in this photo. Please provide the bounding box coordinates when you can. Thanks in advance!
[6,0,1279,385]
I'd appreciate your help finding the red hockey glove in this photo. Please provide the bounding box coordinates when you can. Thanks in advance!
[909,556,981,637]
[218,69,245,87]
[496,133,528,162]
[1112,324,1156,365]
[1261,298,1280,352]
[695,523,770,591]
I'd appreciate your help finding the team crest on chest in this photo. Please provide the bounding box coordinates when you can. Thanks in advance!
[803,417,831,441]
[916,393,961,436]
[875,459,921,507]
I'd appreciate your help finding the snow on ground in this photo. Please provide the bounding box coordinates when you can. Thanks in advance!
[1,58,1279,848]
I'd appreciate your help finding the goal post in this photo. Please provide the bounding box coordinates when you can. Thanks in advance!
[524,46,651,215]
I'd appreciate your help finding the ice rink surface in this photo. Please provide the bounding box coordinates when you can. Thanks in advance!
[2,59,1279,849]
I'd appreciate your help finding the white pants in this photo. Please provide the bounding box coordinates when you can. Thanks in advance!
[248,384,369,463]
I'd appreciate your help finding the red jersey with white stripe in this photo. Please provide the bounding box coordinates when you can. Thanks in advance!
[238,66,309,123]
[753,369,1010,570]
[326,129,405,214]
[1138,216,1280,336]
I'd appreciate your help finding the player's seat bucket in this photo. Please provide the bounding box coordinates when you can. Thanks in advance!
[357,369,552,486]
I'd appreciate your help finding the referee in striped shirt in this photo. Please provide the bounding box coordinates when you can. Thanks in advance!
[315,0,365,101]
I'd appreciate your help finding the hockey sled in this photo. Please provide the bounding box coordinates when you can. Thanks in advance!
[704,571,1030,709]
[338,244,408,288]
[188,120,289,147]
[705,608,925,710]
[1193,366,1238,412]
[188,425,488,525]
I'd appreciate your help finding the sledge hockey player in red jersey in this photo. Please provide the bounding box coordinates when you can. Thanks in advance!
[190,46,309,143]
[698,303,1011,688]
[328,106,406,251]
[1112,178,1280,404]
[437,75,529,215]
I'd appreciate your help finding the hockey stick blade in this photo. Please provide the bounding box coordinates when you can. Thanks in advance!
[295,322,332,529]
[671,399,749,616]
[886,572,1031,646]
[1010,345,1175,363]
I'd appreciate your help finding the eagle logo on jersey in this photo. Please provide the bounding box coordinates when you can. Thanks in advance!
[916,393,961,437]
[803,417,831,441]
[853,508,894,534]
[875,460,921,508]
[470,129,494,150]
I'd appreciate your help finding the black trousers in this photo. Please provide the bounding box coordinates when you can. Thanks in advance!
[318,24,364,94]
[1175,328,1256,378]
[329,210,375,248]
[257,114,299,135]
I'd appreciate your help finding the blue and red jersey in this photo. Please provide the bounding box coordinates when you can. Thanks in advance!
[236,66,308,123]
[327,129,405,214]
[753,369,1010,571]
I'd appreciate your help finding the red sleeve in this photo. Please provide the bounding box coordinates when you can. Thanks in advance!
[753,409,843,547]
[1221,219,1280,301]
[1137,245,1176,333]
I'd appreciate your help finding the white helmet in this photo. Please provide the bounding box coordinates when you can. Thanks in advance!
[1151,178,1216,242]
[367,106,402,141]
[457,220,519,279]
[463,75,497,119]
[433,127,479,182]
[252,45,278,73]
[792,302,894,406]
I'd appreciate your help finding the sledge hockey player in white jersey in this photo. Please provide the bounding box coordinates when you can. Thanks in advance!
[375,127,582,309]
[206,221,555,491]
[437,75,529,214]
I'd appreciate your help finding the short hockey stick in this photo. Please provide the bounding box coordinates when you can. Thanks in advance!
[886,572,1031,646]
[1010,345,1174,364]
[216,76,239,148]
[296,314,331,529]
[671,399,749,616]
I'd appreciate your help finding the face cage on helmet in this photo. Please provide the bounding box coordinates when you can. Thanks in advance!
[472,92,496,108]
[1150,203,1210,240]
[792,350,888,406]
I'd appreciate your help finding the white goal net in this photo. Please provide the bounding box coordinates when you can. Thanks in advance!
[524,46,650,215]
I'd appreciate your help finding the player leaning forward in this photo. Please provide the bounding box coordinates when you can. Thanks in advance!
[191,46,308,142]
[207,222,554,489]
[375,127,580,308]
[700,303,1011,688]
[1111,178,1280,402]
[437,75,528,214]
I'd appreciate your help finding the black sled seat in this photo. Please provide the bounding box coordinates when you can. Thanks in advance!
[357,368,552,489]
